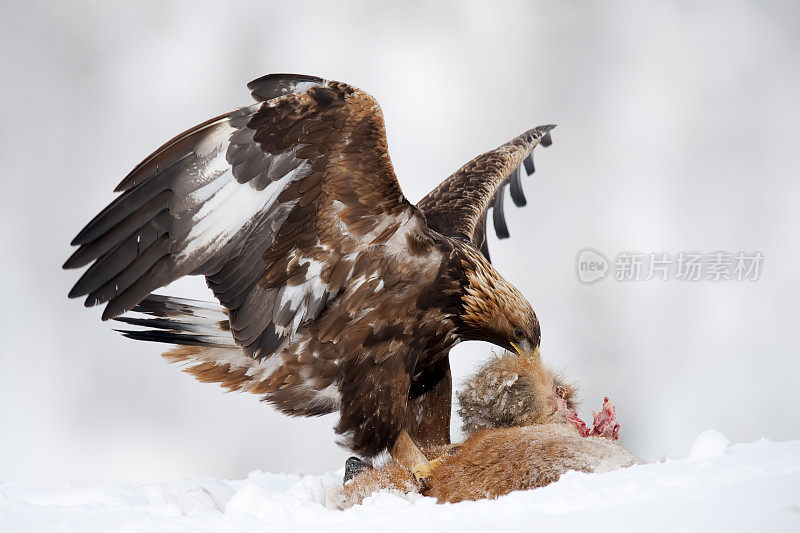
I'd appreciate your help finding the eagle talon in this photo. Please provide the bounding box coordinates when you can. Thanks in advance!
[428,454,449,469]
[445,445,461,457]
[343,456,369,483]
[413,463,433,488]
[413,453,449,488]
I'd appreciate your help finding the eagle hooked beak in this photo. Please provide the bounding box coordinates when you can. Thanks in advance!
[510,339,538,358]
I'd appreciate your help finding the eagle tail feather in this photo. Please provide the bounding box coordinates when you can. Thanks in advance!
[114,293,236,348]
[113,294,268,394]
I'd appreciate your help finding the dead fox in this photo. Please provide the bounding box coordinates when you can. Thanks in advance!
[329,352,638,507]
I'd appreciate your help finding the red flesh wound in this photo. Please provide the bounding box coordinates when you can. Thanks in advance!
[564,396,621,440]
[567,408,591,437]
[589,397,621,440]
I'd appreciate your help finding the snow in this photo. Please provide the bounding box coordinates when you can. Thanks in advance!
[1,433,799,533]
[688,429,731,460]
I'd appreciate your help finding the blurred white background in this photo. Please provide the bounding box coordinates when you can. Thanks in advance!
[1,1,799,486]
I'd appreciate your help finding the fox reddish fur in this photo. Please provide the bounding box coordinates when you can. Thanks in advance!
[457,347,580,431]
[329,352,638,507]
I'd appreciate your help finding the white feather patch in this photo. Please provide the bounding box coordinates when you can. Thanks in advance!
[178,157,309,263]
[272,258,331,340]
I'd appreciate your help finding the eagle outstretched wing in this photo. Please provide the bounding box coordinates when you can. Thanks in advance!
[64,74,421,359]
[416,125,554,262]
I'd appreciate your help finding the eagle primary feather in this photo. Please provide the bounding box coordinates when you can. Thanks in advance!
[64,74,554,480]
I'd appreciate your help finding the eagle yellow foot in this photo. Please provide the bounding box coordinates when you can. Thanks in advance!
[413,454,449,489]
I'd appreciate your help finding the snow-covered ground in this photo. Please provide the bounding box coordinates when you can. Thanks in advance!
[2,431,798,533]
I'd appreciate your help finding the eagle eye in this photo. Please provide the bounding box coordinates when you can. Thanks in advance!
[513,328,524,339]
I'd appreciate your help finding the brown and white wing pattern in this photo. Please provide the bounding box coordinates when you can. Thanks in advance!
[65,74,421,360]
[416,125,554,262]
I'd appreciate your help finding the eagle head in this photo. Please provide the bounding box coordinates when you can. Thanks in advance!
[456,246,541,356]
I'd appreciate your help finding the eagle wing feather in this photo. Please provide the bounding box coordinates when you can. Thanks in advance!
[416,125,554,262]
[65,74,423,361]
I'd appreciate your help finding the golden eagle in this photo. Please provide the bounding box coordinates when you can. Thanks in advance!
[64,74,554,483]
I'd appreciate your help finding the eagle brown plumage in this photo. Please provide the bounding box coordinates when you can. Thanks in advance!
[64,73,555,483]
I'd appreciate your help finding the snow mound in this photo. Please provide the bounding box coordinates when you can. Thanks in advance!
[2,434,799,532]
[688,428,731,460]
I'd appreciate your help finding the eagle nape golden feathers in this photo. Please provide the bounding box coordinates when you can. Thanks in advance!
[63,73,555,484]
